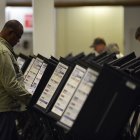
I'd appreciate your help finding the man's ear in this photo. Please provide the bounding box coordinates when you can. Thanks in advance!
[5,28,15,41]
[7,28,14,36]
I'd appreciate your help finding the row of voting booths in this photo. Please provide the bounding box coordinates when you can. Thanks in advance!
[16,51,140,140]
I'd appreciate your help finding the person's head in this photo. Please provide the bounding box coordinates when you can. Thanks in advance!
[106,43,120,54]
[90,37,106,54]
[135,26,140,42]
[0,20,23,47]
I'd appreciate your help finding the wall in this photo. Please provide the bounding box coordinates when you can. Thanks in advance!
[124,7,140,57]
[56,6,124,57]
[6,7,33,32]
[33,0,56,58]
[0,0,6,30]
[5,7,33,56]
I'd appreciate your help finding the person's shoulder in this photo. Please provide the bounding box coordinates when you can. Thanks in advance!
[0,42,10,55]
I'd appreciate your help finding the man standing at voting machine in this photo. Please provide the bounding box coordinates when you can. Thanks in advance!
[90,37,107,56]
[0,20,31,140]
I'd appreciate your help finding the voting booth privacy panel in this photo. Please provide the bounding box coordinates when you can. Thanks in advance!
[17,52,140,140]
[69,65,140,140]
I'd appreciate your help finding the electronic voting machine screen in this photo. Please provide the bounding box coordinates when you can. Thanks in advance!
[24,54,45,94]
[28,59,48,95]
[28,57,59,108]
[24,57,36,77]
[17,54,27,69]
[35,58,72,113]
[57,63,100,130]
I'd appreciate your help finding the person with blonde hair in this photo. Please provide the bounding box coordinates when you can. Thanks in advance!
[106,43,123,58]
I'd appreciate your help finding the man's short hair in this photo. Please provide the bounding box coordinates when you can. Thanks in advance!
[135,26,140,40]
[90,37,106,48]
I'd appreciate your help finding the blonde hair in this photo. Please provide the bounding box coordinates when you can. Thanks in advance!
[107,43,120,54]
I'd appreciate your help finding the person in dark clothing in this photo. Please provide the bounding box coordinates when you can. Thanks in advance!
[0,20,31,140]
[135,26,140,42]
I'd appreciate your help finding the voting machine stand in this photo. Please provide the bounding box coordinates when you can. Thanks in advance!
[66,52,85,63]
[55,53,140,140]
[19,56,61,140]
[30,59,99,140]
[31,59,88,129]
[60,64,139,140]
[25,52,113,139]
[23,58,91,140]
[18,52,140,140]
[20,56,75,140]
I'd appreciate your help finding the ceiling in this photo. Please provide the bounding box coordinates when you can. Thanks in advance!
[6,0,140,7]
